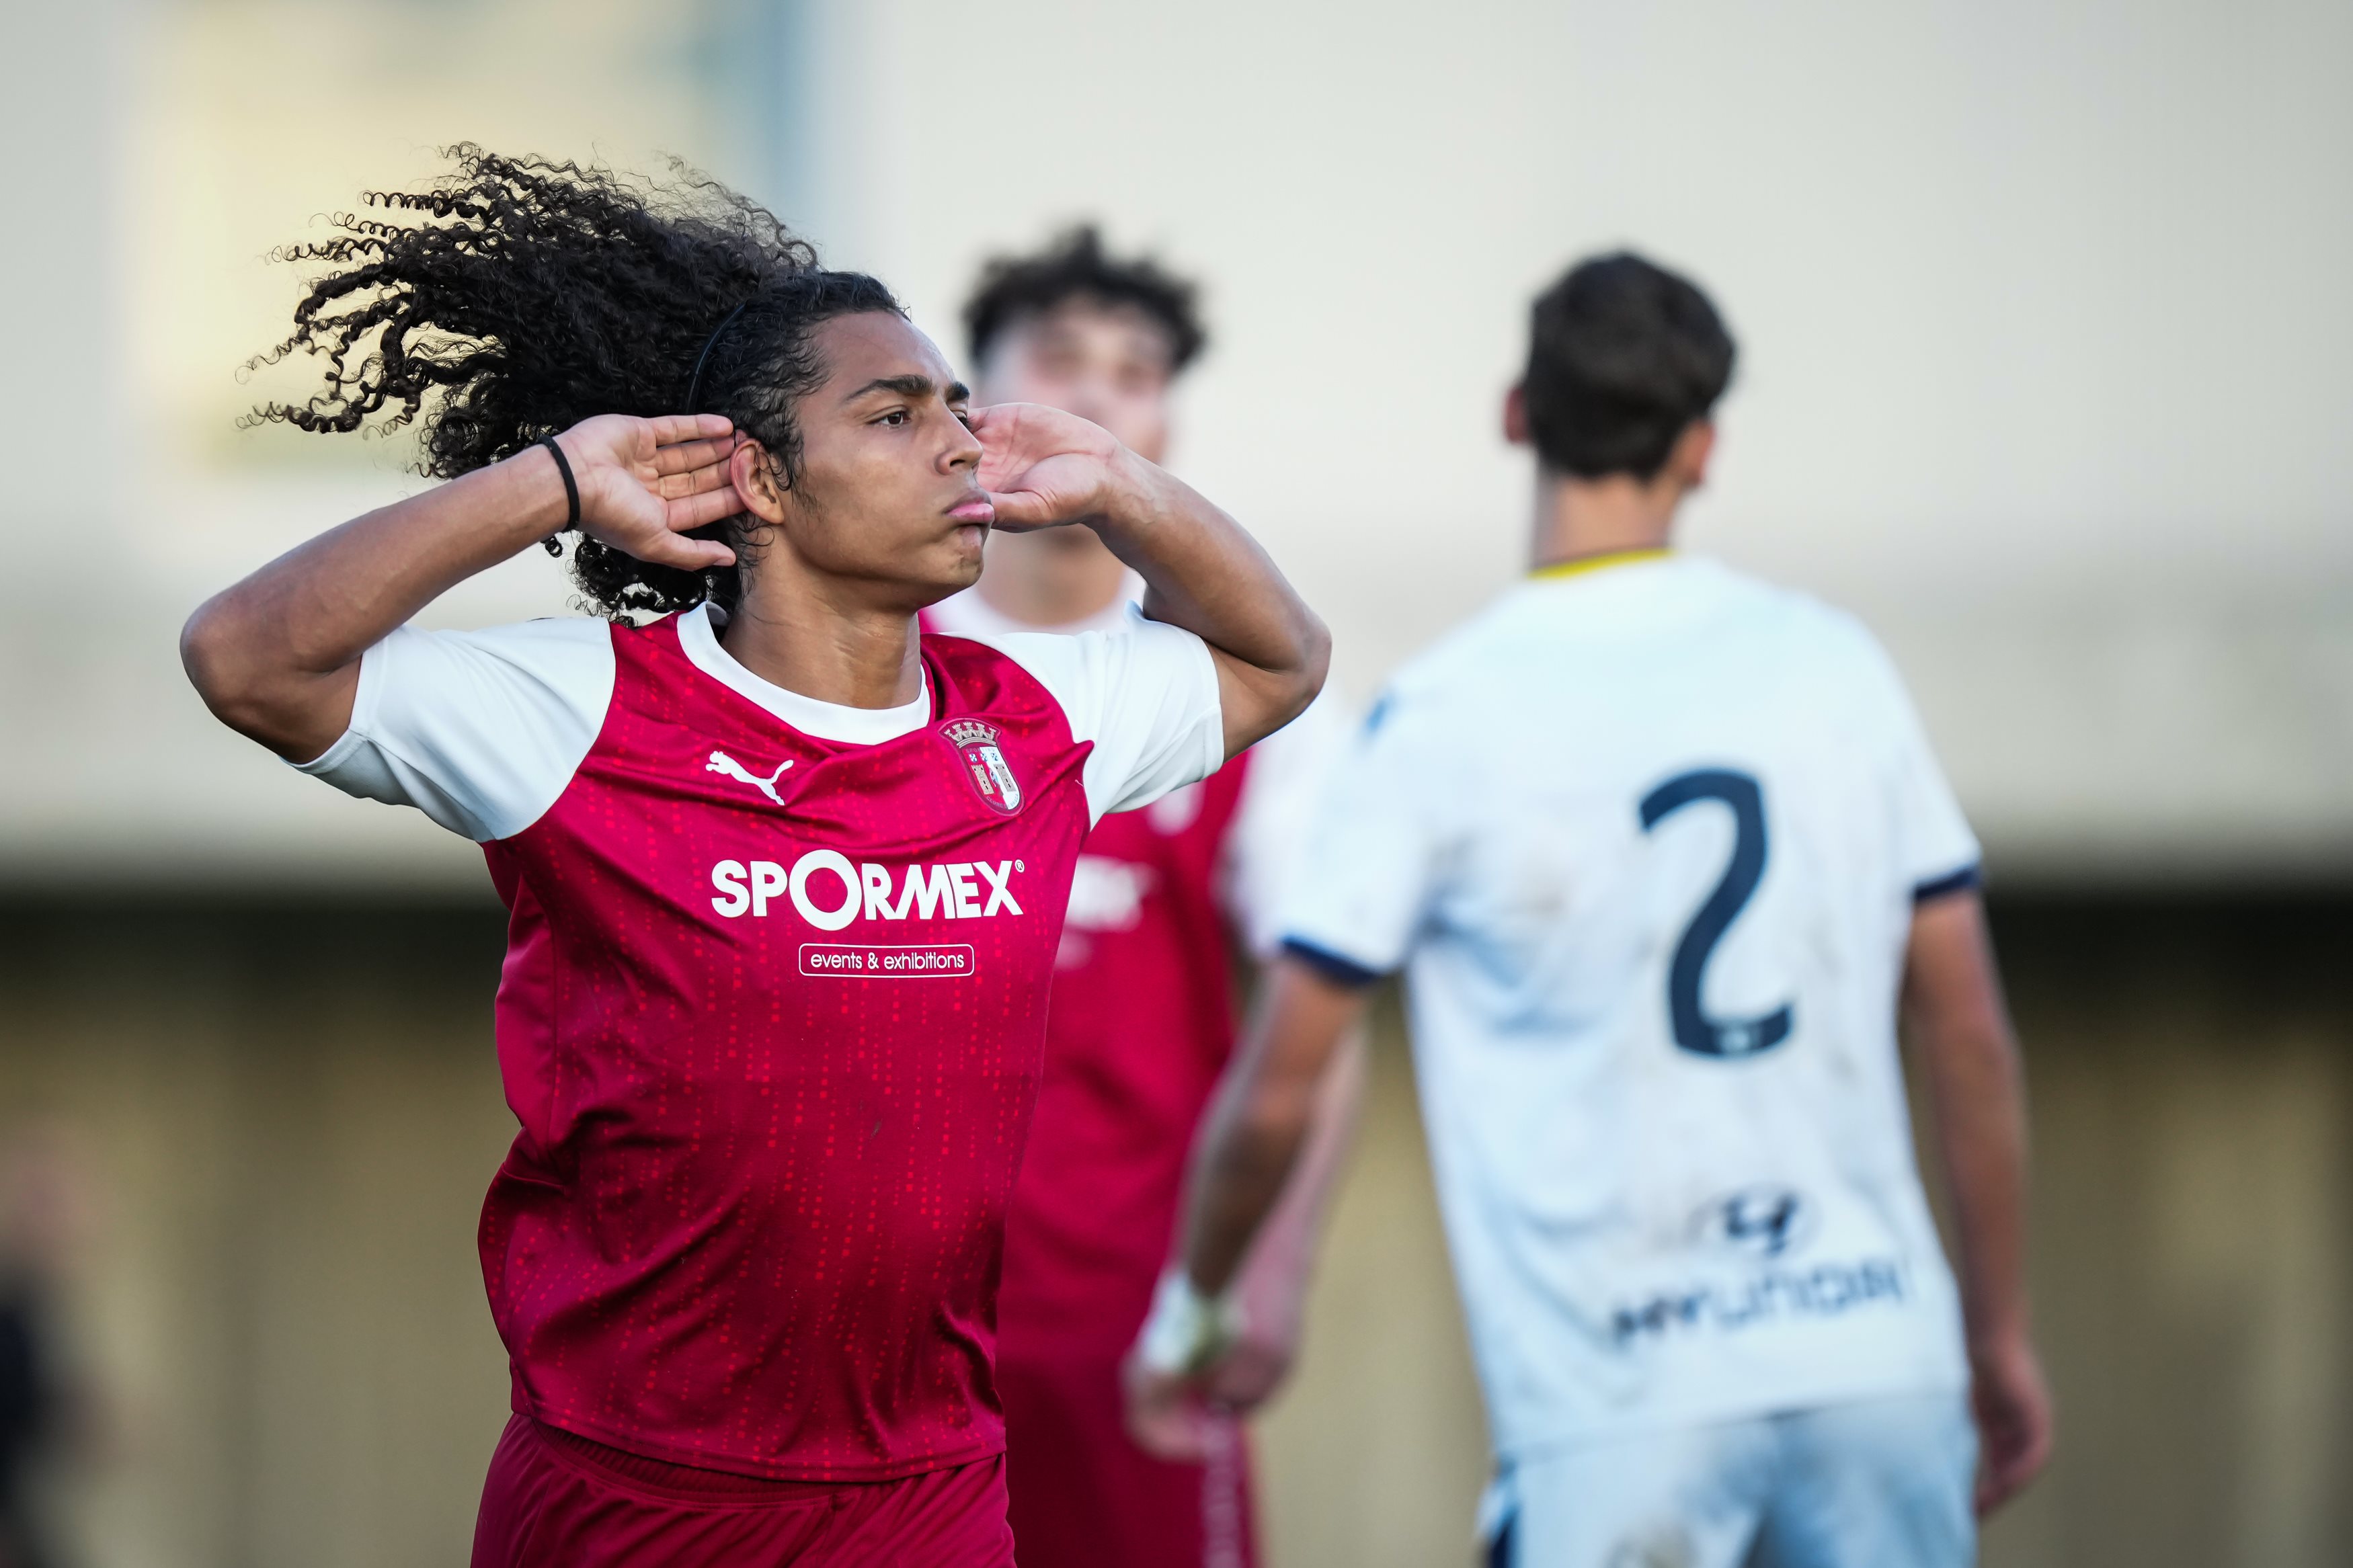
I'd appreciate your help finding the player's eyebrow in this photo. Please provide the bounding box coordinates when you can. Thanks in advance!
[843,374,969,404]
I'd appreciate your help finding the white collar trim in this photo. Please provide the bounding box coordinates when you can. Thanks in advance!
[676,602,931,747]
[925,572,1145,639]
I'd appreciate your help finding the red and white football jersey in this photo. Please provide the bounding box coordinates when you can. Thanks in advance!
[295,602,1226,1482]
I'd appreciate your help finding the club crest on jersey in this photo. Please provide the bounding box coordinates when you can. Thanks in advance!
[941,718,1023,815]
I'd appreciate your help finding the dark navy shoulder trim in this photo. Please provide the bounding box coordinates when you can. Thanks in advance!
[1281,937,1387,989]
[1912,862,1983,903]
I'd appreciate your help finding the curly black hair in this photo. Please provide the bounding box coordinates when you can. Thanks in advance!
[249,144,903,618]
[962,225,1207,373]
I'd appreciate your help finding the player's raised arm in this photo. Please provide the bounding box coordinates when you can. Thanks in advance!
[1903,889,2053,1514]
[971,402,1328,757]
[180,413,742,762]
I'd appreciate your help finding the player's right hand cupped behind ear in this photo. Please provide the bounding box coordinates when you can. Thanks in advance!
[554,413,744,570]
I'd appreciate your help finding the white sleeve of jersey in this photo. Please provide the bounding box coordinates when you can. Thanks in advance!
[1860,636,1981,896]
[979,607,1226,825]
[290,617,616,843]
[1270,689,1451,981]
[1219,685,1352,958]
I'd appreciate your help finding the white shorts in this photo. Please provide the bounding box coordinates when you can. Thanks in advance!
[1481,1392,1977,1568]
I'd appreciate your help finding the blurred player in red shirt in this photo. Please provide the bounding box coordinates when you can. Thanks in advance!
[926,230,1362,1568]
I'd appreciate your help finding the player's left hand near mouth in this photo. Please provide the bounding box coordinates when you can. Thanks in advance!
[973,397,1328,764]
[968,402,1127,531]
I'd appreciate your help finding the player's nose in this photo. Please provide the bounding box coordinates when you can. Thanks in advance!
[941,410,984,471]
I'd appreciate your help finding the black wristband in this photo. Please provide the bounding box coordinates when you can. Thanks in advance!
[538,436,580,554]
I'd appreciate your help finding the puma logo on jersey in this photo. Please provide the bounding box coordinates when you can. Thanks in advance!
[710,851,1025,931]
[707,750,794,806]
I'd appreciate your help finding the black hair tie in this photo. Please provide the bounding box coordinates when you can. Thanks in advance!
[685,301,751,414]
[538,436,580,556]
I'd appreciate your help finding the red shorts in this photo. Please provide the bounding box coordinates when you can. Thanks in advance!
[999,1349,1258,1568]
[471,1415,1015,1568]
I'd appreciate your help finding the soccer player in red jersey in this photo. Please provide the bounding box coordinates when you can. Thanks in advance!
[925,231,1361,1568]
[179,150,1327,1567]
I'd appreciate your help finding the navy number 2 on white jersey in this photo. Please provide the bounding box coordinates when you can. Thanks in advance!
[1638,768,1793,1059]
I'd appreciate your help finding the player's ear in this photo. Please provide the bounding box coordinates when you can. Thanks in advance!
[1667,420,1716,491]
[730,441,791,526]
[1503,383,1530,446]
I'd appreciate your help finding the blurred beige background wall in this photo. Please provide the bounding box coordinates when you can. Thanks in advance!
[2,0,2348,888]
[0,2,2348,1566]
[820,0,2353,882]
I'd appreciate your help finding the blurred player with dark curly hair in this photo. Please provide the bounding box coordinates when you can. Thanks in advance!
[181,147,1326,1567]
[925,228,1359,1568]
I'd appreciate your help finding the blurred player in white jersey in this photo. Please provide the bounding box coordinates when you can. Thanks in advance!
[1131,253,2052,1566]
[927,229,1358,1568]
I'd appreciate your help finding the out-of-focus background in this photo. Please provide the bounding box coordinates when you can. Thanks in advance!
[0,1,2346,1563]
